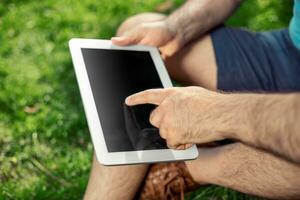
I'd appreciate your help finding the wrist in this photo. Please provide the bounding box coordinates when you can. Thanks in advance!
[165,17,185,46]
[214,93,256,143]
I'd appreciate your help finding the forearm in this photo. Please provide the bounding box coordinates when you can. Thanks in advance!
[166,0,243,45]
[221,93,300,164]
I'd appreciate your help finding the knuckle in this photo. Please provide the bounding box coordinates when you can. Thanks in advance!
[167,87,177,93]
[140,23,147,28]
[149,108,156,120]
[159,126,168,139]
[126,29,138,38]
[188,86,198,90]
[165,88,176,94]
[164,95,175,106]
[160,99,169,109]
[149,112,159,127]
[166,133,177,145]
[187,86,199,92]
[159,114,169,126]
[149,115,155,126]
[168,140,178,148]
[139,23,149,31]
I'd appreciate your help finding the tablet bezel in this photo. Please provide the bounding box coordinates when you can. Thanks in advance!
[69,38,199,165]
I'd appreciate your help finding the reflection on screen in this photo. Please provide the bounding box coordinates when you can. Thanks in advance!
[81,48,168,152]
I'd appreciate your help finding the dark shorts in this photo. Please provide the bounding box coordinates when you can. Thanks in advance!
[210,27,300,92]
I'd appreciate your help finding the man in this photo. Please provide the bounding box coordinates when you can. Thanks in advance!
[84,0,300,199]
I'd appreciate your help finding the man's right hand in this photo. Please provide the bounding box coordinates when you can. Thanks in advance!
[111,20,183,58]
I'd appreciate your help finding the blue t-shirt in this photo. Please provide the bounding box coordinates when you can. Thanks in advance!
[290,0,300,49]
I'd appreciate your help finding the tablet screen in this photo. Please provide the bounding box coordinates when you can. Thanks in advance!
[81,48,168,152]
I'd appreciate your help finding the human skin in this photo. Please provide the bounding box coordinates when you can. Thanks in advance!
[187,142,300,199]
[84,0,300,199]
[112,0,243,58]
[125,87,300,164]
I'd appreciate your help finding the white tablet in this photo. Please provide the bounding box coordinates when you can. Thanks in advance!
[69,38,199,165]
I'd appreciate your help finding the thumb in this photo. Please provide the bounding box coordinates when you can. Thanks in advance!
[159,40,181,58]
[111,36,130,46]
[111,30,141,46]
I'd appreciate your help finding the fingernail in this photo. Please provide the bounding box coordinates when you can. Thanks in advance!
[111,37,123,42]
[125,96,132,105]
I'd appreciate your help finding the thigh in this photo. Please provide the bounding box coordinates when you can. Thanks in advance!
[167,27,300,93]
[164,35,217,90]
[211,27,300,92]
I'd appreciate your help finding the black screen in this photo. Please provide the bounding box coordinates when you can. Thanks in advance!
[81,48,168,152]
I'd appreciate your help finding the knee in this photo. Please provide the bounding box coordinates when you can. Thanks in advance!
[116,12,166,36]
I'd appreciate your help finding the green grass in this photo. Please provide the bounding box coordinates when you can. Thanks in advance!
[0,0,293,199]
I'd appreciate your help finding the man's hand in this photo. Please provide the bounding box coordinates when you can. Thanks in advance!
[112,0,243,58]
[112,21,183,58]
[125,86,228,150]
[127,87,300,164]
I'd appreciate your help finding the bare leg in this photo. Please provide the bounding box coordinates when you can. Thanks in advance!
[117,12,300,199]
[186,144,300,199]
[84,13,217,200]
[164,34,217,90]
[84,155,148,200]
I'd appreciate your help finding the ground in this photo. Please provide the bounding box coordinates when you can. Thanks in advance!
[0,0,293,199]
